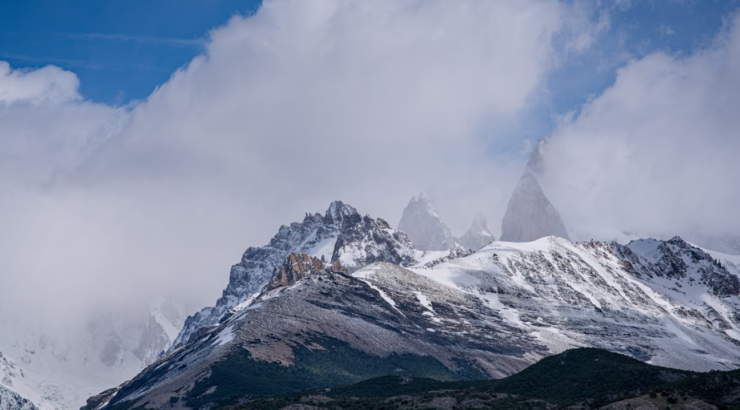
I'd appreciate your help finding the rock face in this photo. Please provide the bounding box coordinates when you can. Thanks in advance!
[500,137,569,242]
[171,201,416,350]
[459,213,494,250]
[268,253,325,290]
[500,173,569,242]
[398,193,460,251]
[615,237,740,297]
[86,210,740,410]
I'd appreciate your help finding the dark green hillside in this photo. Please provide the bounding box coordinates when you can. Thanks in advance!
[225,348,740,410]
[185,335,486,409]
[491,347,692,404]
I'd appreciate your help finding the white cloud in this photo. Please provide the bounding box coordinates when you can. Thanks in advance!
[0,62,126,186]
[0,0,578,325]
[0,61,80,104]
[544,12,740,240]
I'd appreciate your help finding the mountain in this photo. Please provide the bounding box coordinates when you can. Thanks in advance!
[459,213,494,250]
[170,201,416,351]
[397,193,461,251]
[0,384,38,410]
[82,261,538,410]
[0,300,184,410]
[228,348,740,410]
[83,199,740,410]
[500,173,570,242]
[500,137,570,242]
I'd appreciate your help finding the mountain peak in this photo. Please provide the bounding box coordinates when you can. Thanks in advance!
[524,136,549,176]
[398,193,459,251]
[500,172,569,242]
[460,213,494,250]
[170,201,415,351]
[325,201,358,223]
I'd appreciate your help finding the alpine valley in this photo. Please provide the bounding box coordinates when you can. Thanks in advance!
[72,201,740,410]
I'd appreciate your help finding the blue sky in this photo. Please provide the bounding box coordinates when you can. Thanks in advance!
[0,0,736,107]
[505,0,740,155]
[0,0,261,103]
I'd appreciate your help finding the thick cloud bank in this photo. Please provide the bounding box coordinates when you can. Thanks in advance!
[3,0,738,334]
[0,0,571,325]
[544,13,740,241]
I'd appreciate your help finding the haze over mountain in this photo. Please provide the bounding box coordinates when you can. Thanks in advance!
[398,193,461,251]
[83,202,740,410]
[1,1,740,409]
[459,213,495,251]
[500,137,570,242]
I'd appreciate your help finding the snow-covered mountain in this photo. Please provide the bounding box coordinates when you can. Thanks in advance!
[0,300,184,410]
[85,202,740,410]
[170,201,416,351]
[397,193,461,251]
[459,213,494,251]
[0,384,38,410]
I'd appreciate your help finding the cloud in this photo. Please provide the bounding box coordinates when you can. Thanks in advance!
[0,61,80,104]
[0,0,582,327]
[543,12,740,240]
[658,24,677,36]
[0,62,126,187]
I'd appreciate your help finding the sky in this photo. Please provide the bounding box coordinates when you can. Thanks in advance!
[1,0,739,329]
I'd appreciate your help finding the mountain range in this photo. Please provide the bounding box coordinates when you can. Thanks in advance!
[78,201,740,410]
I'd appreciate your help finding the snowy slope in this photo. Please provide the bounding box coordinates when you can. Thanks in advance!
[412,236,740,370]
[0,383,38,410]
[87,235,740,410]
[171,201,416,351]
[0,301,184,410]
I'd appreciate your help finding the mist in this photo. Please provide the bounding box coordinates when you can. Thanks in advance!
[543,11,740,242]
[1,0,738,344]
[0,0,574,330]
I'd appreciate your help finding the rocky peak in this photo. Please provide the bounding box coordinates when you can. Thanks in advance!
[500,172,569,242]
[500,136,570,243]
[398,193,460,251]
[618,236,740,297]
[268,253,325,291]
[459,213,494,251]
[332,214,416,269]
[324,201,359,225]
[171,201,416,351]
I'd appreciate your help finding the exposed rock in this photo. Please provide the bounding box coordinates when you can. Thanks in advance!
[85,231,740,410]
[398,193,460,251]
[268,253,325,290]
[616,236,740,297]
[459,213,494,250]
[501,172,569,242]
[171,201,416,351]
[501,137,569,242]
